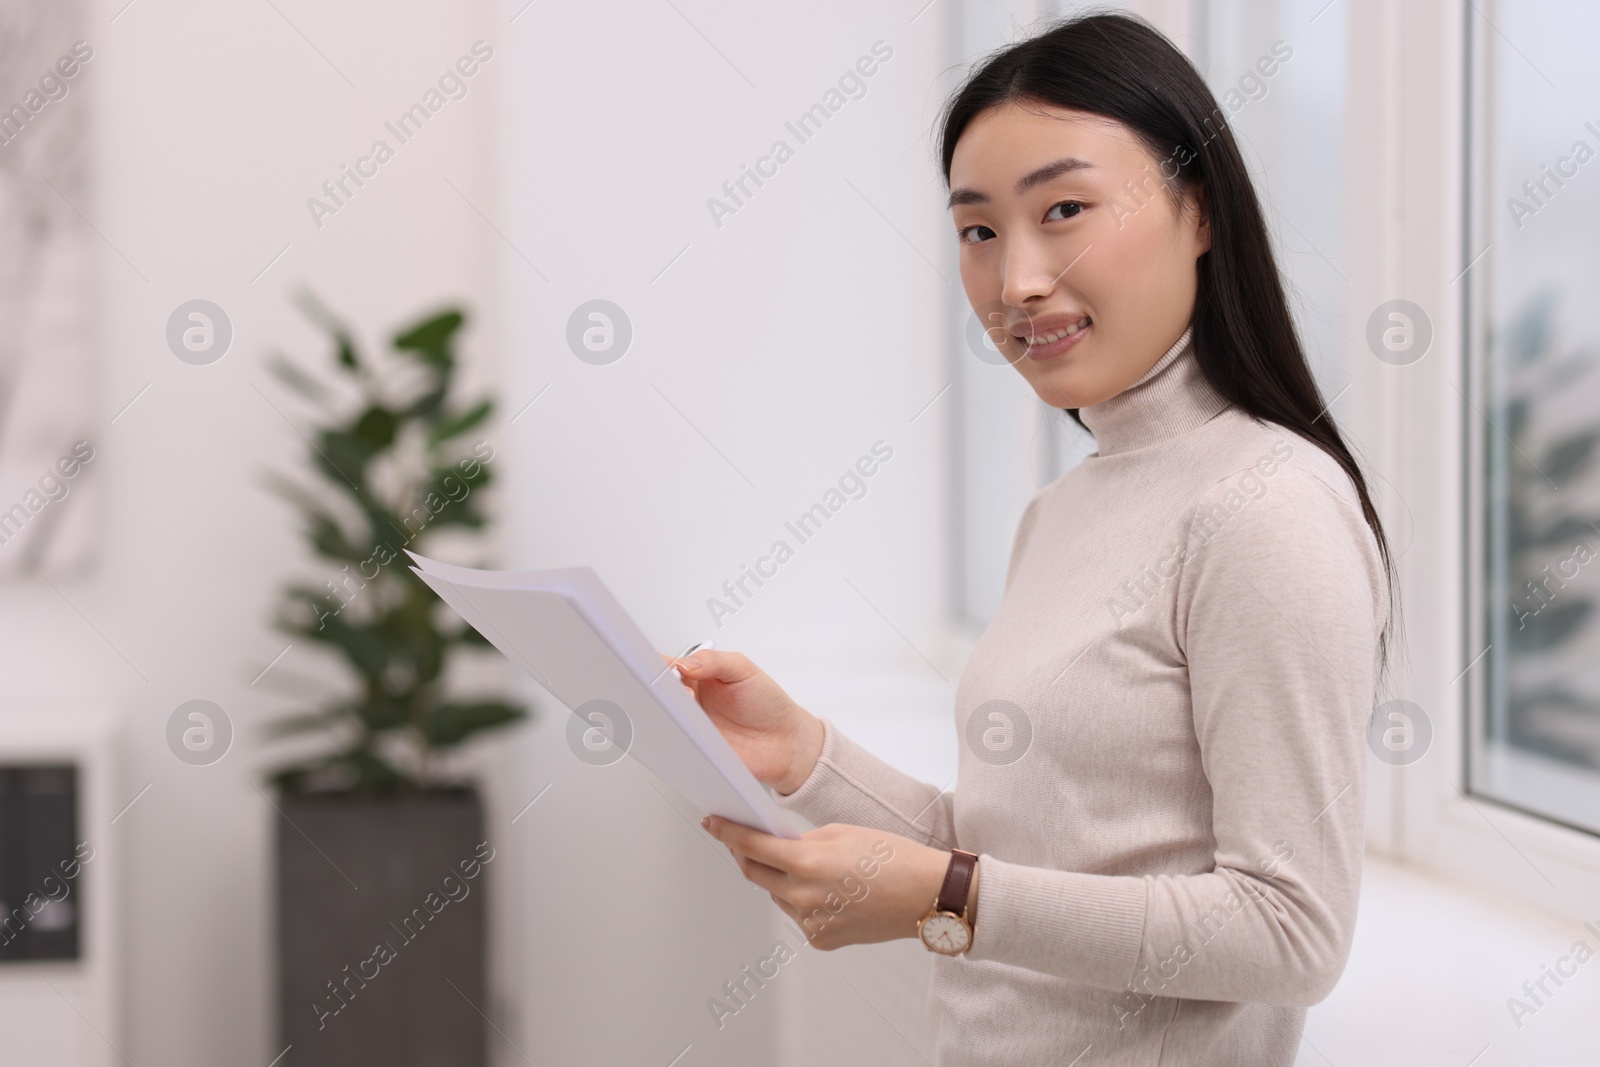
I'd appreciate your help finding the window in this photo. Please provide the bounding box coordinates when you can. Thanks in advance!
[949,1,1117,628]
[1466,1,1600,836]
[1193,0,1348,402]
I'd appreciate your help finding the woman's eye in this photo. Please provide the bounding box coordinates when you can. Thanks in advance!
[958,203,1081,244]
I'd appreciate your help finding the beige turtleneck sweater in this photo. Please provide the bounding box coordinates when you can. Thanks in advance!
[771,327,1390,1066]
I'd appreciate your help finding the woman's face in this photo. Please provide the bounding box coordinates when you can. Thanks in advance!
[948,101,1211,409]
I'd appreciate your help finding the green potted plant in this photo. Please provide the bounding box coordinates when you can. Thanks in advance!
[260,293,529,1066]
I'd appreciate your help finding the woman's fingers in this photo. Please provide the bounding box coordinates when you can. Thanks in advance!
[706,816,793,893]
[676,647,753,683]
[733,852,789,893]
[706,815,802,875]
[658,650,701,693]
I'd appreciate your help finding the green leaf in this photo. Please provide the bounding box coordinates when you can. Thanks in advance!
[371,599,447,687]
[349,694,413,732]
[266,353,334,405]
[293,288,364,375]
[294,613,389,681]
[307,513,368,564]
[317,429,378,486]
[428,399,492,445]
[354,406,399,451]
[400,386,448,421]
[454,623,492,647]
[393,309,465,368]
[422,700,527,747]
[397,461,492,540]
[449,456,492,493]
[335,331,359,373]
[358,504,415,551]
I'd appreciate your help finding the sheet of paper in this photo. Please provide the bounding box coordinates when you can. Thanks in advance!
[406,552,802,839]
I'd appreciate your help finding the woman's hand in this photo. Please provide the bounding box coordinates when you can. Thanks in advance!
[659,648,825,795]
[702,815,960,951]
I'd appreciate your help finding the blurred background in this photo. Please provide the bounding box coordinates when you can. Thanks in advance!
[0,0,1597,1064]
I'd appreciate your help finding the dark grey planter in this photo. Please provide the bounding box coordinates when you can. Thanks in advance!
[276,788,489,1067]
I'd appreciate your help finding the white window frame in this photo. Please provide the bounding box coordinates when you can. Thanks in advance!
[1348,0,1600,923]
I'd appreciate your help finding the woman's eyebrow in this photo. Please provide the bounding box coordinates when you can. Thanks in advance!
[947,156,1097,209]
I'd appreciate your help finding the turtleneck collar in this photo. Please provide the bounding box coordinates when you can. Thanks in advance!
[1076,326,1231,458]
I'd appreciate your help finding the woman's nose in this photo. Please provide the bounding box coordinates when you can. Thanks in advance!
[1000,233,1082,307]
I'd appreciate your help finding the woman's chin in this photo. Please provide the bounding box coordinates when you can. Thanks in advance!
[1027,367,1094,410]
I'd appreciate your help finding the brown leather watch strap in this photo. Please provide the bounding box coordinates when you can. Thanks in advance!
[935,848,978,916]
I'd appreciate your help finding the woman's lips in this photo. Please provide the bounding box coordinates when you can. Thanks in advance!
[1023,321,1090,362]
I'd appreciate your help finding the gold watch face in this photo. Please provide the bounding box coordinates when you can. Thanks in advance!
[919,912,971,955]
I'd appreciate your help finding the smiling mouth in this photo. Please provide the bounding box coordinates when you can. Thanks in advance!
[1020,315,1091,348]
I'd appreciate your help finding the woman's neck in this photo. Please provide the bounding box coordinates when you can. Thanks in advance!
[1077,327,1230,457]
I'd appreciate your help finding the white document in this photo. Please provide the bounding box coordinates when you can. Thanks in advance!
[405,551,802,839]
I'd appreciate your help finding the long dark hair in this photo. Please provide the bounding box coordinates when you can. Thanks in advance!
[938,11,1400,681]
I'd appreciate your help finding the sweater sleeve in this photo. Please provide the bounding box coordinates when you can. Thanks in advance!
[769,715,958,848]
[769,490,1051,847]
[962,462,1389,1008]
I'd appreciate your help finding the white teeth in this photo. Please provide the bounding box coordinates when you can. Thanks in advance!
[1024,316,1091,345]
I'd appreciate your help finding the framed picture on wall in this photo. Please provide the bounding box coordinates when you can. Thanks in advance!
[0,0,99,580]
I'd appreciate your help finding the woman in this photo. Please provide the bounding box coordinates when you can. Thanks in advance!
[673,13,1397,1065]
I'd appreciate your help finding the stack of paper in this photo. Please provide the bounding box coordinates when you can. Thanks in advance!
[406,551,802,839]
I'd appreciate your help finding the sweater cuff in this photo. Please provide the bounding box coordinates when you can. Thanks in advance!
[965,854,1148,990]
[771,714,840,808]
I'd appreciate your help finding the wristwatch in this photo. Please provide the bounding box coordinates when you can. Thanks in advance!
[917,848,978,956]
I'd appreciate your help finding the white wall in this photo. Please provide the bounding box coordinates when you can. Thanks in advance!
[498,2,956,1064]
